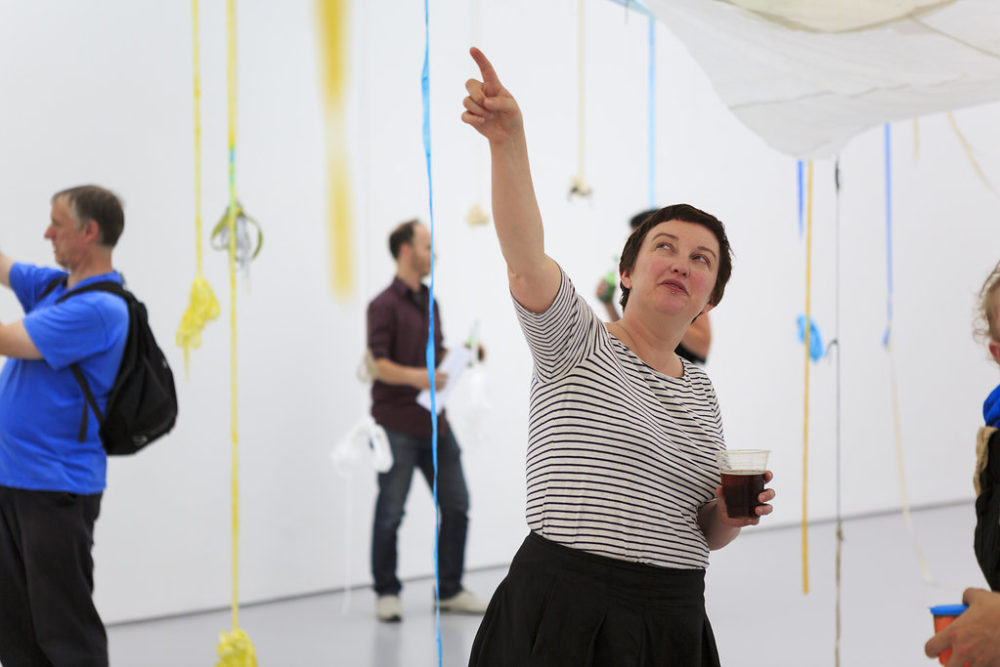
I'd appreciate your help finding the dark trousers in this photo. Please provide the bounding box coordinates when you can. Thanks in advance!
[371,428,470,599]
[0,485,107,667]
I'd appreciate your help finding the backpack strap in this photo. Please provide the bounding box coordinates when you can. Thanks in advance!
[40,275,67,300]
[56,280,127,442]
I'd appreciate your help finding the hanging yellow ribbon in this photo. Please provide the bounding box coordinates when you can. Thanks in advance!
[947,111,998,195]
[176,0,220,378]
[569,0,591,199]
[802,160,813,595]
[317,0,354,297]
[216,0,256,664]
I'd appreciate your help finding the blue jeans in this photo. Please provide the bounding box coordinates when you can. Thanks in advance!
[371,428,470,599]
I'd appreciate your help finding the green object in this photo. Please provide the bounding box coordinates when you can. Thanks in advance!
[599,270,617,304]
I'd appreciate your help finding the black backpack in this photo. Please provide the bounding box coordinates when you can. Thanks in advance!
[42,276,178,455]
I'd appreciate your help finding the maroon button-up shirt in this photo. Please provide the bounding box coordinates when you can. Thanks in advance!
[367,277,450,438]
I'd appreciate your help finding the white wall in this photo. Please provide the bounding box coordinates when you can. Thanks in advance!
[0,0,997,624]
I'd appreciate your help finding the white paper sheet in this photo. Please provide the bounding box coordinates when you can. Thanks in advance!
[416,345,472,414]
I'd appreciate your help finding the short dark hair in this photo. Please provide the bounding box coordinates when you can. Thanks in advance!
[619,204,733,310]
[388,219,419,260]
[52,185,124,247]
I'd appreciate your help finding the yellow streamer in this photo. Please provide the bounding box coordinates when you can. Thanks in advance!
[802,160,813,595]
[317,0,354,297]
[176,0,220,377]
[569,0,591,198]
[216,629,257,667]
[947,112,998,195]
[216,0,256,663]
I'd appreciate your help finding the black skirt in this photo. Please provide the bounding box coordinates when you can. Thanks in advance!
[469,532,721,667]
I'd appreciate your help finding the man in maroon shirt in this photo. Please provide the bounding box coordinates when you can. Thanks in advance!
[366,219,487,622]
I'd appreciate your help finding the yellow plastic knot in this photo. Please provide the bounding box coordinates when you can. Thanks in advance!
[568,175,592,199]
[216,628,257,667]
[465,204,491,226]
[176,276,221,375]
[211,201,264,271]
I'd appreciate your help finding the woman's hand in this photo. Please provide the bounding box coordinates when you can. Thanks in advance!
[461,47,523,145]
[715,470,775,527]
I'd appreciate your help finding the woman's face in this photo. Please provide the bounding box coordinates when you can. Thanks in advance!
[620,219,720,321]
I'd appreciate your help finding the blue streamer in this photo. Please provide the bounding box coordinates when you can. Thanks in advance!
[647,17,656,209]
[420,2,442,664]
[796,160,804,237]
[883,123,893,347]
[796,314,826,362]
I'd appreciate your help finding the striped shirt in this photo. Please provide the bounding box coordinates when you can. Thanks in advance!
[513,268,725,570]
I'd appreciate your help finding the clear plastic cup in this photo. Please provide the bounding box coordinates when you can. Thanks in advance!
[716,449,770,518]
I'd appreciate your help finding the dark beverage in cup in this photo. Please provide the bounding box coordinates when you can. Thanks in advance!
[721,470,766,518]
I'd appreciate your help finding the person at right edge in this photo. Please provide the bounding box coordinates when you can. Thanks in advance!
[597,209,712,365]
[926,259,1000,666]
[461,47,775,666]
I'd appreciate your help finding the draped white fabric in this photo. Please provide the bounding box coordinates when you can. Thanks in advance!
[638,0,1000,157]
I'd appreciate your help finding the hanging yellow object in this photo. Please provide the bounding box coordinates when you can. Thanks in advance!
[216,629,258,667]
[176,0,220,377]
[176,276,221,370]
[317,0,354,298]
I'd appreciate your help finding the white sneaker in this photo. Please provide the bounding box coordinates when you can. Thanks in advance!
[376,594,402,622]
[437,590,488,615]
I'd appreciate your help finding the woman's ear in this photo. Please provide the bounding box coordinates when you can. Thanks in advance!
[990,339,1000,367]
[620,270,631,290]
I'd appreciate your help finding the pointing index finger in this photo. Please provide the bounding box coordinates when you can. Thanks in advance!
[470,47,500,90]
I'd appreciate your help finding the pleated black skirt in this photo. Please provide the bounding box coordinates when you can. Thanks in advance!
[469,532,721,667]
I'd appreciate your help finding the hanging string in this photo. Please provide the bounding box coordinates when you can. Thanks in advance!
[796,160,804,238]
[317,0,355,296]
[883,123,933,583]
[420,1,442,664]
[947,112,998,195]
[176,0,220,377]
[465,0,490,226]
[913,118,920,162]
[647,16,656,209]
[216,0,257,664]
[832,159,843,667]
[569,0,591,198]
[801,160,813,595]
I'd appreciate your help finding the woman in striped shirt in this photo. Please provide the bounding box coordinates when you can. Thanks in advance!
[461,48,775,666]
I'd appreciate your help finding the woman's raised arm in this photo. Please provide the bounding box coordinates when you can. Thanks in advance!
[462,47,561,314]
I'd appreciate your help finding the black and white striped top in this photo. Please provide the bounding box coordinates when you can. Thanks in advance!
[513,268,725,570]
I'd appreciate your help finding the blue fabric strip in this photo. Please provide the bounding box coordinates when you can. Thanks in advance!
[647,17,656,209]
[883,123,893,347]
[420,1,442,663]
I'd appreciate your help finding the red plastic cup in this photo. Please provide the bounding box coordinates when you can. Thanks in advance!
[930,604,969,666]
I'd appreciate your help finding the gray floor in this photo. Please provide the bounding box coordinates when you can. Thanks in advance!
[108,502,986,666]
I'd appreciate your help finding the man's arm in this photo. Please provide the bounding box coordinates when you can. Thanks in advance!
[0,252,15,288]
[0,321,43,359]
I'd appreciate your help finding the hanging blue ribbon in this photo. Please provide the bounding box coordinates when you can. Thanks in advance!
[420,1,442,664]
[883,123,893,347]
[797,314,825,362]
[796,160,804,238]
[647,16,656,209]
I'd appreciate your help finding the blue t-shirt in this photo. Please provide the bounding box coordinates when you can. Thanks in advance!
[0,263,128,493]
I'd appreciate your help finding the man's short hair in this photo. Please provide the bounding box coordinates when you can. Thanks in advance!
[388,219,420,260]
[52,185,124,248]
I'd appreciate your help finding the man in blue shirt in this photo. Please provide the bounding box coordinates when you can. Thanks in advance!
[0,185,129,667]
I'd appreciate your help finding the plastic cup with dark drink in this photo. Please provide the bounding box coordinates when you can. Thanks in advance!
[929,604,969,666]
[717,449,770,518]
